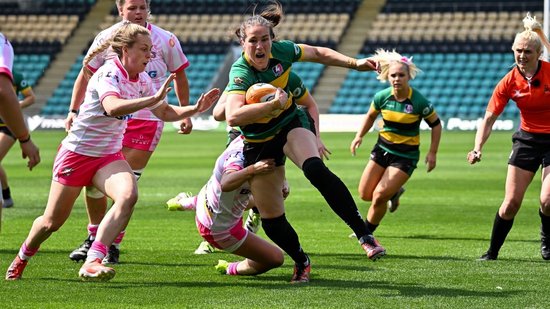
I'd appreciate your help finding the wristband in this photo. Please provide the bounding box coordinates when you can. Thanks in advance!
[347,57,357,69]
[69,109,79,114]
[18,134,31,144]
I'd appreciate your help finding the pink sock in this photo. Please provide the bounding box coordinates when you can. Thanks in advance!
[113,230,125,247]
[227,262,239,275]
[18,242,39,261]
[86,240,108,262]
[87,224,99,240]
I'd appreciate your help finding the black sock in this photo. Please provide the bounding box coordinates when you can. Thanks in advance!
[2,187,11,199]
[261,214,308,266]
[251,207,259,214]
[302,157,370,239]
[366,220,378,234]
[488,212,514,256]
[539,209,550,236]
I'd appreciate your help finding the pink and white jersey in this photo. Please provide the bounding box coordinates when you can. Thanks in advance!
[196,136,251,232]
[62,57,156,157]
[0,33,14,81]
[86,21,189,121]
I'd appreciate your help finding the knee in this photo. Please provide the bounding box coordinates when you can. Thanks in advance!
[267,249,285,269]
[371,189,391,206]
[541,198,550,215]
[358,189,372,202]
[38,216,63,233]
[500,199,522,217]
[114,188,138,211]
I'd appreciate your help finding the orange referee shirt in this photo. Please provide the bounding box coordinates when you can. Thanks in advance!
[488,60,550,133]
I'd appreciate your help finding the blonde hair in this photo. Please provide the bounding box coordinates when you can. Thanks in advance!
[513,12,544,54]
[370,49,420,82]
[83,22,150,67]
[234,0,283,41]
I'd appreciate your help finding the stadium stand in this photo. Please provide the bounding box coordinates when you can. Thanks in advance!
[329,0,544,120]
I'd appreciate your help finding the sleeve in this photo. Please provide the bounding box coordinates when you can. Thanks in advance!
[14,72,31,93]
[0,35,14,81]
[486,75,510,116]
[162,31,189,73]
[288,72,307,100]
[223,150,245,173]
[226,61,256,94]
[274,40,303,63]
[95,68,122,102]
[371,92,382,111]
[419,98,435,119]
[85,29,111,72]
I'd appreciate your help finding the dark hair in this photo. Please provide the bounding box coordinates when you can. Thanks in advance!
[234,0,283,41]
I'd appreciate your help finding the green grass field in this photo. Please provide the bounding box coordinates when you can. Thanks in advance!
[1,129,548,308]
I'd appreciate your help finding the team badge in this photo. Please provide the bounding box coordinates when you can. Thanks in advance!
[272,64,283,77]
[405,104,413,113]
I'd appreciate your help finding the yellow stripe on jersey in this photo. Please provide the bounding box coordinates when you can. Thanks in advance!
[380,131,420,146]
[381,109,421,124]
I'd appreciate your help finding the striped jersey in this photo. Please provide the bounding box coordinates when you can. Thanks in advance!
[195,136,251,232]
[372,87,435,160]
[85,21,189,121]
[62,57,156,157]
[226,40,304,142]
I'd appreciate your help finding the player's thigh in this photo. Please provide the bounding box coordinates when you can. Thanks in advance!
[358,160,386,200]
[92,159,136,201]
[249,166,285,218]
[0,132,15,160]
[284,127,319,168]
[233,232,284,264]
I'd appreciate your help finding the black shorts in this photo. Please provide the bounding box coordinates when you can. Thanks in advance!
[0,125,15,139]
[370,144,417,176]
[243,109,315,167]
[509,129,550,173]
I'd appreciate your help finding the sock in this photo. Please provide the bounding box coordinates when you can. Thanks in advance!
[366,220,378,234]
[251,207,259,214]
[227,262,239,275]
[2,187,11,199]
[87,224,99,240]
[18,242,39,261]
[86,240,108,262]
[487,212,514,256]
[113,230,125,249]
[261,214,308,265]
[540,209,550,236]
[302,157,370,239]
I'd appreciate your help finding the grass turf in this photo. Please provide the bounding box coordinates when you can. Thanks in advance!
[1,129,549,308]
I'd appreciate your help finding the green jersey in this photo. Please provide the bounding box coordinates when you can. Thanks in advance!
[372,87,435,160]
[227,40,305,142]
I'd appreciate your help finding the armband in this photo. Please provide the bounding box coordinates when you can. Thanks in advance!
[427,118,441,128]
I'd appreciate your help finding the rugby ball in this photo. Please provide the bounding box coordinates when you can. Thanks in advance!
[245,83,277,104]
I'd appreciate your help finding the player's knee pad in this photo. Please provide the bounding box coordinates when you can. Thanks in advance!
[133,168,143,181]
[86,186,105,199]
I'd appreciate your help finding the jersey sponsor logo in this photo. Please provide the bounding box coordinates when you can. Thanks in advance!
[103,111,132,120]
[513,89,526,98]
[294,44,300,55]
[292,87,302,97]
[169,37,176,48]
[148,70,158,78]
[234,77,244,84]
[272,64,283,77]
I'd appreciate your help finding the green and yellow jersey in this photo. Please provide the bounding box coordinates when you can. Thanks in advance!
[372,87,435,160]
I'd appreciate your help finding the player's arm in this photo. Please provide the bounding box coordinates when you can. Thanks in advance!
[299,43,377,71]
[19,86,35,108]
[468,111,498,164]
[425,112,442,172]
[65,68,91,131]
[350,104,379,156]
[220,159,275,192]
[173,69,193,134]
[225,90,287,126]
